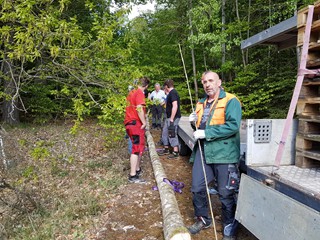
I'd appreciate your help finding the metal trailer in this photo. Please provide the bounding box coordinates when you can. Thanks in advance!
[177,5,320,239]
[178,117,320,240]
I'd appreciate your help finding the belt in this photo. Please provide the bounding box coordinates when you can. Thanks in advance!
[125,120,136,126]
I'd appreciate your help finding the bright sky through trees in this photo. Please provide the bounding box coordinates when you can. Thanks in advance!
[128,1,155,19]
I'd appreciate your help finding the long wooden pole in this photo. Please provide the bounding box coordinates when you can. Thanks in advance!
[145,125,191,240]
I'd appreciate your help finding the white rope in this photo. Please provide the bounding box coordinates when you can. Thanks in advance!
[179,43,218,240]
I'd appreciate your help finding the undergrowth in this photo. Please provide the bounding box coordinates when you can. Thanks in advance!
[0,120,129,239]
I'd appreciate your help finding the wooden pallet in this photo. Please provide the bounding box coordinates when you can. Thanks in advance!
[299,84,320,99]
[303,77,320,85]
[297,21,320,47]
[296,133,320,150]
[298,118,320,134]
[296,99,320,116]
[295,2,320,168]
[296,149,320,168]
[298,2,320,67]
[297,1,320,28]
[296,120,320,168]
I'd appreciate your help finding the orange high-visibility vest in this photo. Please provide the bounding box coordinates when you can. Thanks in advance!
[195,92,238,127]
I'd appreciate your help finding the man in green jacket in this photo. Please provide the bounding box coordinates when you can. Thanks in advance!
[187,71,242,240]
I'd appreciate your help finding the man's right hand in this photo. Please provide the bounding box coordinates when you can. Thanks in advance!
[189,112,198,122]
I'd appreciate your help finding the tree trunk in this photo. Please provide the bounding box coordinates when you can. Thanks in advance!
[145,127,191,240]
[1,60,20,125]
[235,0,246,67]
[245,0,252,64]
[203,49,208,71]
[221,0,226,80]
[189,0,198,101]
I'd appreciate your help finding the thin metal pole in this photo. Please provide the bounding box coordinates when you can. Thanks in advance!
[273,5,314,171]
[179,43,218,240]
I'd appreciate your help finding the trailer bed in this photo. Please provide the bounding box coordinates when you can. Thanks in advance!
[247,165,320,211]
[177,117,320,211]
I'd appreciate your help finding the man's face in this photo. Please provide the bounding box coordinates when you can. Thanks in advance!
[155,85,160,91]
[201,72,221,98]
[164,85,169,94]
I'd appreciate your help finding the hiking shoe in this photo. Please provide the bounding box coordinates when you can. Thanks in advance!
[167,151,179,159]
[222,236,237,240]
[136,168,143,177]
[128,174,146,183]
[157,148,170,156]
[208,187,219,195]
[188,217,212,234]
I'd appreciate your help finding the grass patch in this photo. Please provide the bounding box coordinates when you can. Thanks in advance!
[0,121,128,239]
[86,159,113,170]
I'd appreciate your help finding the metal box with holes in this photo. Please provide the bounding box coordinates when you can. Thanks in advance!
[245,119,298,166]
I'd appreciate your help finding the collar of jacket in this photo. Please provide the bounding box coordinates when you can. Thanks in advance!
[198,88,226,103]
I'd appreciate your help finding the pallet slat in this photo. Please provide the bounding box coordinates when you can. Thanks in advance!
[296,134,320,151]
[296,149,320,168]
[296,101,320,116]
[298,119,320,133]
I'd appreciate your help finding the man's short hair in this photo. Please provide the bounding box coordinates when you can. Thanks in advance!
[202,70,221,80]
[155,83,160,87]
[164,79,174,88]
[138,77,150,87]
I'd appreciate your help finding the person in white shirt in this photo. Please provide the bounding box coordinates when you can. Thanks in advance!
[149,83,166,129]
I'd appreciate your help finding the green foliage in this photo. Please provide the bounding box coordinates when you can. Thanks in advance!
[0,0,141,127]
[0,0,307,126]
[30,141,51,161]
[86,159,113,170]
[18,138,27,146]
[21,165,38,180]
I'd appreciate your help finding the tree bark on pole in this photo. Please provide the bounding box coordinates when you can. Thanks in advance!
[145,129,191,240]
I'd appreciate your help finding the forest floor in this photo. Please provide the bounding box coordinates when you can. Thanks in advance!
[0,120,257,240]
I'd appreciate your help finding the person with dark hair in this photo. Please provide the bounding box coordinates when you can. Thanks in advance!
[124,77,150,183]
[187,71,241,240]
[149,83,166,129]
[158,79,181,159]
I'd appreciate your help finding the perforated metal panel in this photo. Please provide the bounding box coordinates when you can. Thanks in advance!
[254,120,272,143]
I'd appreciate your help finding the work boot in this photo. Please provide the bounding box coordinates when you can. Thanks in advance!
[157,148,170,156]
[187,216,212,234]
[167,151,179,159]
[223,220,239,239]
[222,236,237,240]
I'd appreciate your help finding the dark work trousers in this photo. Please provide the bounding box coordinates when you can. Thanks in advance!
[191,144,238,227]
[151,104,164,127]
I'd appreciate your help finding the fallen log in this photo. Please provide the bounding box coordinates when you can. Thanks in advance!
[145,129,191,240]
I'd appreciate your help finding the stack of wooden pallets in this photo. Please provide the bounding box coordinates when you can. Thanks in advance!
[296,1,320,168]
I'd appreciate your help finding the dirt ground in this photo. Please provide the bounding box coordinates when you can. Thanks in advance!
[0,122,258,240]
[102,128,258,240]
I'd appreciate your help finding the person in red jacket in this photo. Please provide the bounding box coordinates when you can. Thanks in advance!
[124,77,150,183]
